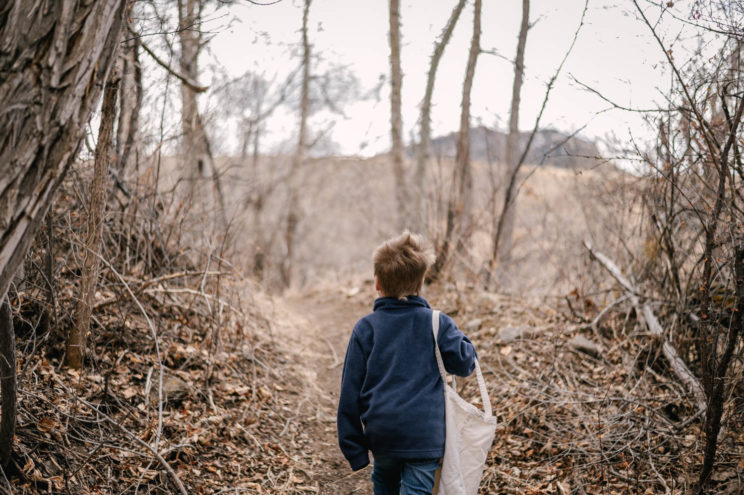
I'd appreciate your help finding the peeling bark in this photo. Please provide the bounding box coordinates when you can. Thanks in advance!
[0,0,130,303]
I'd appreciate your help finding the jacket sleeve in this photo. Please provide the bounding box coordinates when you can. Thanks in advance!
[437,313,477,377]
[337,328,370,471]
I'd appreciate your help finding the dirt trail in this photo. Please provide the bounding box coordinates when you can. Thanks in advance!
[273,284,376,494]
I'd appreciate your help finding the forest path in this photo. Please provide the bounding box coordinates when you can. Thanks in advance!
[273,283,375,494]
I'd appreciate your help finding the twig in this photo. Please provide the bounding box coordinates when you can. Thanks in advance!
[579,294,631,341]
[70,395,188,495]
[92,253,166,453]
[321,336,341,369]
[647,424,671,494]
[0,462,12,495]
[137,37,208,93]
[326,464,371,486]
[94,270,228,309]
[142,284,242,313]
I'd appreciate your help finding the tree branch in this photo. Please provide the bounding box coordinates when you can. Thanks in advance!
[138,36,208,93]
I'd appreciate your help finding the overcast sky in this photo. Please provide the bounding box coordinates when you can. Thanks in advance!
[204,0,691,156]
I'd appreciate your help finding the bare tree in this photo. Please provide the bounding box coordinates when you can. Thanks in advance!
[0,0,129,463]
[221,3,358,288]
[232,73,291,279]
[134,0,226,226]
[67,70,120,369]
[619,3,744,491]
[488,0,587,284]
[178,0,210,192]
[430,0,481,281]
[115,32,143,176]
[453,0,481,243]
[389,0,408,231]
[495,0,530,273]
[414,0,468,234]
[246,78,269,279]
[282,0,312,288]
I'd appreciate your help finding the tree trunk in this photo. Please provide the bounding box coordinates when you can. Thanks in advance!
[178,0,209,194]
[490,0,585,285]
[494,0,529,276]
[697,241,744,493]
[178,0,204,184]
[251,108,267,281]
[115,33,143,175]
[0,0,130,304]
[430,0,481,281]
[67,71,120,369]
[176,0,226,229]
[453,0,481,241]
[414,0,467,234]
[0,298,15,467]
[282,0,312,289]
[198,111,228,229]
[389,0,408,231]
[694,83,744,493]
[243,80,267,280]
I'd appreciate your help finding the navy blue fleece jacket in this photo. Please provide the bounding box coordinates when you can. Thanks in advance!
[336,295,476,471]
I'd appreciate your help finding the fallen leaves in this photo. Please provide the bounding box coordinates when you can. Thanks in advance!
[11,280,321,494]
[426,284,744,494]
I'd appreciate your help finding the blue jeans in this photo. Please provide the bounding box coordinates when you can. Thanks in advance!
[371,454,440,495]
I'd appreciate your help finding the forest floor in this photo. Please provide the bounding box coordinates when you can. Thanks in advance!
[272,280,567,495]
[275,282,374,494]
[271,280,744,495]
[9,270,743,494]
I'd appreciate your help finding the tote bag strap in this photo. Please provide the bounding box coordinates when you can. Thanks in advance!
[431,310,493,417]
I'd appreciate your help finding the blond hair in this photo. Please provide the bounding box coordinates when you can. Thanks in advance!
[373,231,435,299]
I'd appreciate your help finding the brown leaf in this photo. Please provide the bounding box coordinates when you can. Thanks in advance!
[38,417,55,433]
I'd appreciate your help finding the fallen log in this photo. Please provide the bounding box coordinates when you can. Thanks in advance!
[583,241,706,411]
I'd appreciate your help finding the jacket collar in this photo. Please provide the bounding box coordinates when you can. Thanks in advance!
[373,295,431,311]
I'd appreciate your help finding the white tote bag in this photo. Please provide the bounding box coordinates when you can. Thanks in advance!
[432,310,498,495]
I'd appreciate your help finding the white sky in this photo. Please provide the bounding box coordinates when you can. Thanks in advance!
[204,0,689,156]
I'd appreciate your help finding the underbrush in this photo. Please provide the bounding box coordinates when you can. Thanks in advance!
[423,283,743,495]
[3,165,316,494]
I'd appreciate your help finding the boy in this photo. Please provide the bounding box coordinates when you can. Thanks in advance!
[337,231,477,495]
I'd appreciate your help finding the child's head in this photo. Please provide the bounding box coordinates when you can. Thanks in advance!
[373,231,435,299]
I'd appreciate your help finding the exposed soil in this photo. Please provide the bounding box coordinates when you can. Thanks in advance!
[275,281,376,494]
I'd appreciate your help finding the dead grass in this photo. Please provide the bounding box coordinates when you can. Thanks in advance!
[213,152,637,300]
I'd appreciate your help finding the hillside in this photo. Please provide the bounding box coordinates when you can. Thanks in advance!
[216,152,631,299]
[424,126,603,169]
